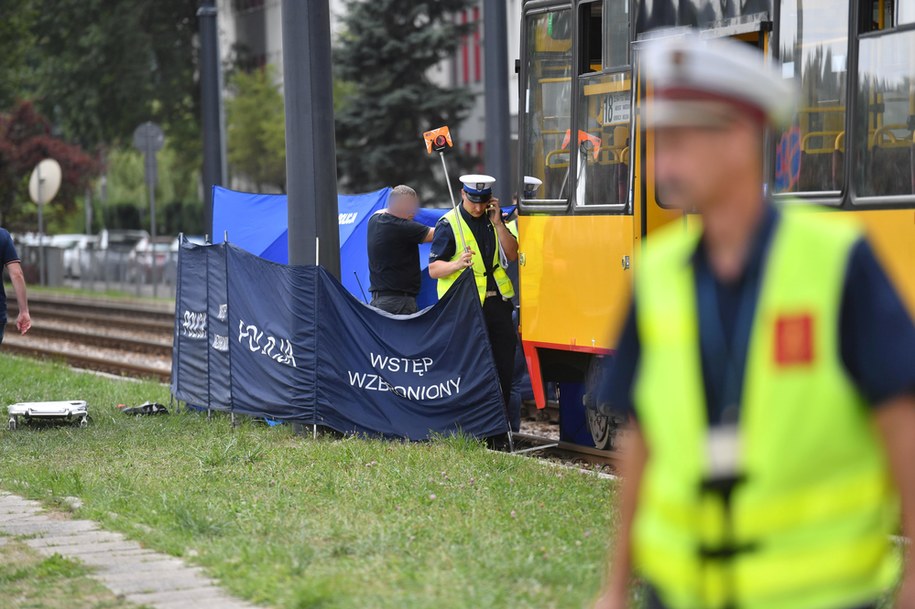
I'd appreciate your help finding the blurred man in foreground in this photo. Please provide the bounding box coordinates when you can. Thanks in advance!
[594,35,915,609]
[367,185,433,315]
[0,227,30,344]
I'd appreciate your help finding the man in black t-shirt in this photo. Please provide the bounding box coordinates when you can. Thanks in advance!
[0,228,31,345]
[366,185,434,314]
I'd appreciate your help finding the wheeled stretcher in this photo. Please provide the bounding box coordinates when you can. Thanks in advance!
[7,401,89,430]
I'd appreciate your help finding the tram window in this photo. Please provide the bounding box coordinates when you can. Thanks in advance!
[775,0,849,194]
[860,0,896,31]
[604,0,629,69]
[854,30,915,198]
[522,9,573,204]
[581,2,602,74]
[571,0,631,209]
[575,72,631,207]
[899,0,915,25]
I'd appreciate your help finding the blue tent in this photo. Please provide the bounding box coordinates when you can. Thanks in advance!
[212,186,448,308]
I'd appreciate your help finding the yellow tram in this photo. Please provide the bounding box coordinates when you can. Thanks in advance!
[516,0,915,448]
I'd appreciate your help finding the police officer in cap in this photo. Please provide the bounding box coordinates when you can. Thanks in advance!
[429,175,519,419]
[594,34,915,609]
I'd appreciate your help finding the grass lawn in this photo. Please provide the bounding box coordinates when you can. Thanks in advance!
[0,537,140,609]
[0,356,618,609]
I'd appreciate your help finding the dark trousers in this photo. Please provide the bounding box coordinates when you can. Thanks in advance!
[0,325,5,345]
[370,293,418,315]
[482,296,517,411]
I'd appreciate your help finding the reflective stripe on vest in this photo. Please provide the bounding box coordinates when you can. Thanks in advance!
[435,208,515,303]
[632,208,899,609]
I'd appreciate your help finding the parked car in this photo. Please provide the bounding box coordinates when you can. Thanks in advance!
[100,229,149,253]
[56,235,97,278]
[129,236,173,283]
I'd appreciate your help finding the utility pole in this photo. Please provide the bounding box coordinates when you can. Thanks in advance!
[198,0,224,236]
[483,0,512,202]
[281,0,340,275]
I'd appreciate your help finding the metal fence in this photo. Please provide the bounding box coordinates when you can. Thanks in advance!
[17,244,179,299]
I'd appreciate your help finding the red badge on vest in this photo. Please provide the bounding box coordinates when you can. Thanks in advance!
[774,314,814,366]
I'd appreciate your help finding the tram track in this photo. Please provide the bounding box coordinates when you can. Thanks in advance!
[8,297,174,334]
[4,294,174,382]
[0,341,170,383]
[8,324,172,358]
[511,432,619,470]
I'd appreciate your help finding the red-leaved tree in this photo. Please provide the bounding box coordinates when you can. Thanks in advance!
[0,101,98,231]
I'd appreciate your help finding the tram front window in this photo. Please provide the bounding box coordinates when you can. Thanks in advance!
[776,0,849,194]
[522,9,573,204]
[855,29,915,198]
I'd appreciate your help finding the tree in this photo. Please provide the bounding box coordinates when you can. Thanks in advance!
[334,0,475,195]
[226,67,286,192]
[0,2,36,111]
[6,0,201,163]
[0,101,98,230]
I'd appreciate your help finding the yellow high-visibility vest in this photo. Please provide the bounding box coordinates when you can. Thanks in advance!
[435,208,515,303]
[632,208,899,609]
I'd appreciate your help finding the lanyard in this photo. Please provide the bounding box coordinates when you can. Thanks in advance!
[695,240,771,426]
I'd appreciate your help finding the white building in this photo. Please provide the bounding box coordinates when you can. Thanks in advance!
[217,0,522,186]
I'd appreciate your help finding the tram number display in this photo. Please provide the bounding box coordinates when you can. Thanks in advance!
[237,319,297,368]
[604,92,631,124]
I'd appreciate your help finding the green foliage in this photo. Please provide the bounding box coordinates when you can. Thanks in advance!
[0,2,36,110]
[0,101,98,231]
[226,67,286,192]
[0,355,618,609]
[21,0,200,154]
[0,0,203,231]
[334,0,475,195]
[101,144,202,234]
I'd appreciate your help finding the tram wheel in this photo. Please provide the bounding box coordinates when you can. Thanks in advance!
[586,408,616,450]
[584,356,619,450]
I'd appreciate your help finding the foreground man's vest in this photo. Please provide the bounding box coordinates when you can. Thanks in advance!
[633,209,899,609]
[436,208,515,303]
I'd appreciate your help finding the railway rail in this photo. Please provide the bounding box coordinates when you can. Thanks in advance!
[511,432,619,470]
[8,295,174,334]
[9,324,172,358]
[1,341,170,383]
[4,294,174,382]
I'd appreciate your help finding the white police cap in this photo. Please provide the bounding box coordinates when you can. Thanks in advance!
[642,32,796,128]
[522,175,543,198]
[459,174,496,202]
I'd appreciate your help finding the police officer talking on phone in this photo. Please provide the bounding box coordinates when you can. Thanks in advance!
[429,175,519,414]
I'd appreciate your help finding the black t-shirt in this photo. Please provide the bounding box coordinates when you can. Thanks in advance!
[367,212,430,295]
[0,228,20,324]
[429,206,502,292]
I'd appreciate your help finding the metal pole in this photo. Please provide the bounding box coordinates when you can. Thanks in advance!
[198,0,223,236]
[37,163,45,287]
[148,160,157,299]
[483,0,512,202]
[438,152,468,252]
[281,0,340,275]
[84,187,92,235]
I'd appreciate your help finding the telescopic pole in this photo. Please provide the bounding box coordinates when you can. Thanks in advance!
[438,151,468,253]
